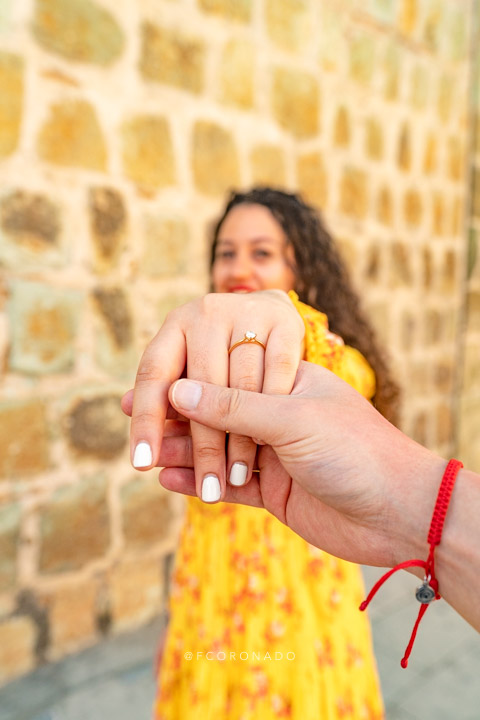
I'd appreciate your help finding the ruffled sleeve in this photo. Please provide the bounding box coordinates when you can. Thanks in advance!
[288,290,376,400]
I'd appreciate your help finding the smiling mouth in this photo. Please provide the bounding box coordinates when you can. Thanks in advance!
[229,286,255,293]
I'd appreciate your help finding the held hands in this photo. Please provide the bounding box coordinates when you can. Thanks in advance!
[122,290,304,501]
[160,362,441,568]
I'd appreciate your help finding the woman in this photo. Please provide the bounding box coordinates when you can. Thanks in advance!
[127,188,400,719]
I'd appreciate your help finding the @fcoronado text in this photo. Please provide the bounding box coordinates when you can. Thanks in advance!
[184,651,296,661]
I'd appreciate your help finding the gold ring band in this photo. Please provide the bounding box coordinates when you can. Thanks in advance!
[228,331,266,355]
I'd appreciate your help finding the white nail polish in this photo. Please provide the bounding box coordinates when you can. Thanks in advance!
[201,474,221,503]
[230,462,248,487]
[133,442,152,468]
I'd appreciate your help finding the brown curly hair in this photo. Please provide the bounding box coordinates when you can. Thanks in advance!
[210,186,401,425]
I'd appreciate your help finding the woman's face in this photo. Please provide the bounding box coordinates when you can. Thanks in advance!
[212,203,296,293]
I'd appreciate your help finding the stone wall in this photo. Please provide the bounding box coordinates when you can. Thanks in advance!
[0,0,476,684]
[459,0,480,472]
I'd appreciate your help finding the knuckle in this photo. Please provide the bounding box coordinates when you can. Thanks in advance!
[234,374,261,393]
[194,442,222,462]
[266,352,296,374]
[216,386,242,426]
[228,433,255,451]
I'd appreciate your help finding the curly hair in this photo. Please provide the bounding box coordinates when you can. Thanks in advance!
[209,186,401,425]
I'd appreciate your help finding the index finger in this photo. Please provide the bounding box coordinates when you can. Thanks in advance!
[130,323,187,469]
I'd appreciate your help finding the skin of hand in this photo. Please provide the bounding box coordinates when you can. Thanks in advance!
[154,361,444,568]
[125,289,304,502]
[153,361,480,632]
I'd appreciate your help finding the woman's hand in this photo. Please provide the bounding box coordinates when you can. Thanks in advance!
[121,290,304,502]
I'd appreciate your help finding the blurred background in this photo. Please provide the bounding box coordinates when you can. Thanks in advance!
[0,0,479,713]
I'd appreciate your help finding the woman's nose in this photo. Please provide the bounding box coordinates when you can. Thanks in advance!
[230,254,251,278]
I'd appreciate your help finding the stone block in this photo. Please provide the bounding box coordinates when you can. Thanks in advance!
[423,132,437,174]
[436,403,453,446]
[250,145,286,187]
[471,167,480,220]
[32,0,124,66]
[219,39,255,109]
[121,476,174,549]
[376,185,393,226]
[264,0,310,52]
[192,121,239,196]
[409,63,429,111]
[424,308,442,345]
[0,190,64,269]
[447,8,468,62]
[411,411,428,447]
[398,0,418,36]
[0,400,50,479]
[467,229,479,281]
[423,0,444,54]
[422,246,433,289]
[333,106,350,147]
[45,579,97,655]
[437,73,453,124]
[109,556,163,631]
[364,243,382,283]
[8,281,81,375]
[197,0,252,22]
[367,0,396,23]
[441,248,456,292]
[450,194,463,236]
[37,99,107,171]
[365,117,383,160]
[318,4,345,73]
[92,287,132,350]
[383,42,400,101]
[459,400,480,473]
[339,167,368,219]
[141,216,190,277]
[0,189,60,249]
[122,115,175,191]
[0,503,20,592]
[0,52,23,158]
[447,136,464,181]
[297,152,327,209]
[399,310,415,352]
[397,123,412,171]
[0,616,36,684]
[65,394,127,459]
[0,1,12,33]
[88,187,126,266]
[349,33,375,87]
[139,22,204,94]
[462,341,480,392]
[433,361,453,393]
[403,188,423,227]
[431,192,447,237]
[466,290,480,332]
[39,474,110,573]
[390,241,412,286]
[271,67,319,138]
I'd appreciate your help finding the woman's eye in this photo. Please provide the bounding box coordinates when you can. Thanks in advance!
[254,249,271,259]
[216,250,234,259]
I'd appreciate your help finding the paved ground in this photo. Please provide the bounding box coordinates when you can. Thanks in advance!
[1,566,479,720]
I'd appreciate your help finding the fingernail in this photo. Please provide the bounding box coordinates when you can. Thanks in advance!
[201,474,221,503]
[171,379,203,411]
[229,462,248,487]
[133,442,152,468]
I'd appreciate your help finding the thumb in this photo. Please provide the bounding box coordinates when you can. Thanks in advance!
[169,378,288,445]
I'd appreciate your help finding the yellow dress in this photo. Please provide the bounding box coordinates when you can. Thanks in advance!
[155,292,383,720]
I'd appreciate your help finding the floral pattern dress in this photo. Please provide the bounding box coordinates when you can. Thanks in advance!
[155,292,384,720]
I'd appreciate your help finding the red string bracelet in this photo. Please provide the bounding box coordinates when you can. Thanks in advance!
[359,458,463,668]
